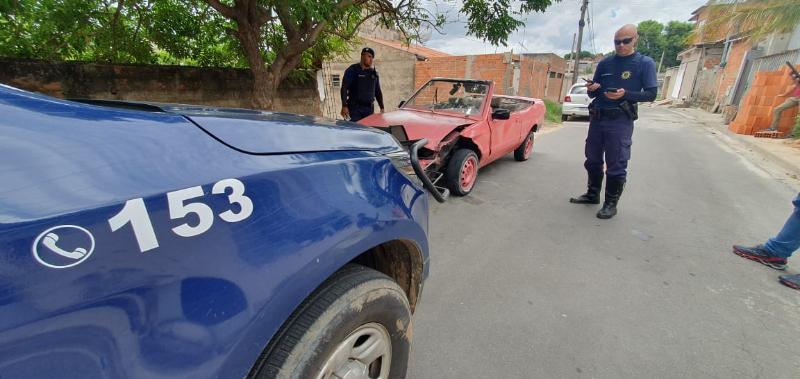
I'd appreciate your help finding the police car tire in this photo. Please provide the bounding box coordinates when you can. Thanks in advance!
[445,149,479,196]
[561,114,569,121]
[250,264,412,379]
[514,131,534,162]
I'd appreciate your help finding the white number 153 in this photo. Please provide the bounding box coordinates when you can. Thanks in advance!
[108,178,254,253]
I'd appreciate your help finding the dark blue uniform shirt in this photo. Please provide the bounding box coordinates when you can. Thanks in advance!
[589,52,658,109]
[341,63,384,109]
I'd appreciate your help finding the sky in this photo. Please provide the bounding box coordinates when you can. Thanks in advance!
[419,0,707,56]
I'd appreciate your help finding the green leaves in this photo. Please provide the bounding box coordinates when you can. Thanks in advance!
[0,0,155,63]
[461,0,556,46]
[564,51,593,60]
[635,19,693,70]
[696,0,800,42]
[0,0,562,91]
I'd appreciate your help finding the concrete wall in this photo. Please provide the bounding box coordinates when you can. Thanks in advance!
[763,26,800,56]
[685,46,724,109]
[662,66,679,100]
[322,41,418,119]
[527,53,567,101]
[691,67,722,110]
[416,53,566,102]
[0,58,320,115]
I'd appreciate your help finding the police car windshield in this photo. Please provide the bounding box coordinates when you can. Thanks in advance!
[403,80,488,117]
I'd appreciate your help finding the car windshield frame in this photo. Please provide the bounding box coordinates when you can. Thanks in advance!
[401,79,490,118]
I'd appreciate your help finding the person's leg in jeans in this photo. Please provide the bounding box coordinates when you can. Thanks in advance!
[763,193,800,258]
[733,193,800,271]
[735,193,800,289]
[768,97,800,131]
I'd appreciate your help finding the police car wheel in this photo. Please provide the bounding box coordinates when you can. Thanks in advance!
[561,114,569,122]
[514,131,534,161]
[250,264,412,379]
[445,149,479,196]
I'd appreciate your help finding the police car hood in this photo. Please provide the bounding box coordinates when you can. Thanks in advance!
[182,110,400,155]
[70,100,402,155]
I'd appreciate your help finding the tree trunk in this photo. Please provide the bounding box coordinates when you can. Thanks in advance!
[235,23,278,110]
[251,68,279,110]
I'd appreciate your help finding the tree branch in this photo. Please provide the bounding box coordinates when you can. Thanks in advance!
[204,0,238,20]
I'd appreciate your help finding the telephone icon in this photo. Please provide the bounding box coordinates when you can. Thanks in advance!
[32,225,95,269]
[42,232,88,259]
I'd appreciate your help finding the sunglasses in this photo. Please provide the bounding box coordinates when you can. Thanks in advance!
[614,37,634,46]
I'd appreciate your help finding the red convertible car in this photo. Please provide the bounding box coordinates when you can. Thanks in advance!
[360,78,546,196]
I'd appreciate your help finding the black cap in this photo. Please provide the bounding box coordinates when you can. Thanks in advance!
[361,47,375,58]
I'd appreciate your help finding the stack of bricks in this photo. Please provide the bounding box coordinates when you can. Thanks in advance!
[729,64,800,136]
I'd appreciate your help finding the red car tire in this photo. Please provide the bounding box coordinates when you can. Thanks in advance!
[514,131,535,161]
[445,149,479,196]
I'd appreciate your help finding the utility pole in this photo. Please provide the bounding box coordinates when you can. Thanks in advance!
[572,0,588,85]
[658,50,665,73]
[569,32,576,77]
[570,32,576,61]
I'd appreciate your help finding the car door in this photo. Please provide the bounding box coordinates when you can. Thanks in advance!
[488,97,518,161]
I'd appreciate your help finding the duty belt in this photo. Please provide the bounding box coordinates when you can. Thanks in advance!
[591,107,628,120]
[349,100,374,107]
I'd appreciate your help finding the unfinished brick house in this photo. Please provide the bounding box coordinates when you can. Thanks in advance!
[415,52,566,103]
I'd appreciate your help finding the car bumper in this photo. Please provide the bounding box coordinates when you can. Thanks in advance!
[562,104,590,117]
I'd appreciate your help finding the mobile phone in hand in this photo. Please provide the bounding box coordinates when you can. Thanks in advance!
[605,87,619,92]
[582,78,594,85]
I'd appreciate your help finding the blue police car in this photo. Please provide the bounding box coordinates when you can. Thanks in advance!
[0,84,433,378]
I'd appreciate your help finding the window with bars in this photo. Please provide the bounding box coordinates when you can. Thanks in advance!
[332,74,341,87]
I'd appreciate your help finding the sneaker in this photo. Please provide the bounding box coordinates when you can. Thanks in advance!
[779,274,800,290]
[732,245,788,270]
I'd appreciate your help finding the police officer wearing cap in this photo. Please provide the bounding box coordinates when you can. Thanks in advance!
[341,47,384,122]
[569,24,658,219]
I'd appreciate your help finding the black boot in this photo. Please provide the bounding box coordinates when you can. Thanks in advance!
[570,174,603,204]
[597,178,625,219]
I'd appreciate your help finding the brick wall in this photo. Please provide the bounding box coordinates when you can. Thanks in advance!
[715,39,752,105]
[0,58,321,115]
[415,56,468,88]
[415,53,566,102]
[729,64,800,135]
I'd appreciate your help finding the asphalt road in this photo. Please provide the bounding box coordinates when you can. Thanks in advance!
[407,107,800,378]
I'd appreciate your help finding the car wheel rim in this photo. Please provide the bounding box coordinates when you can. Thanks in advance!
[317,323,392,379]
[460,156,478,192]
[524,134,534,158]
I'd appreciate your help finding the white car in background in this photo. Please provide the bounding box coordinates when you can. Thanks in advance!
[562,83,591,121]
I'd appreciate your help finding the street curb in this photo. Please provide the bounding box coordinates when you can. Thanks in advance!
[672,107,800,180]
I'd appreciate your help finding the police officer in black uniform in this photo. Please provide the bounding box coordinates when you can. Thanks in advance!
[569,24,658,219]
[341,47,384,122]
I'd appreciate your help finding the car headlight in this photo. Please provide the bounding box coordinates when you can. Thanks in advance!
[386,150,422,186]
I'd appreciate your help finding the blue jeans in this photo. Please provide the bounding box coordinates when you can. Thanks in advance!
[764,193,800,258]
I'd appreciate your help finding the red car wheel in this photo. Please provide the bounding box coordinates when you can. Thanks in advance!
[445,149,480,196]
[514,131,535,161]
[460,156,478,192]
